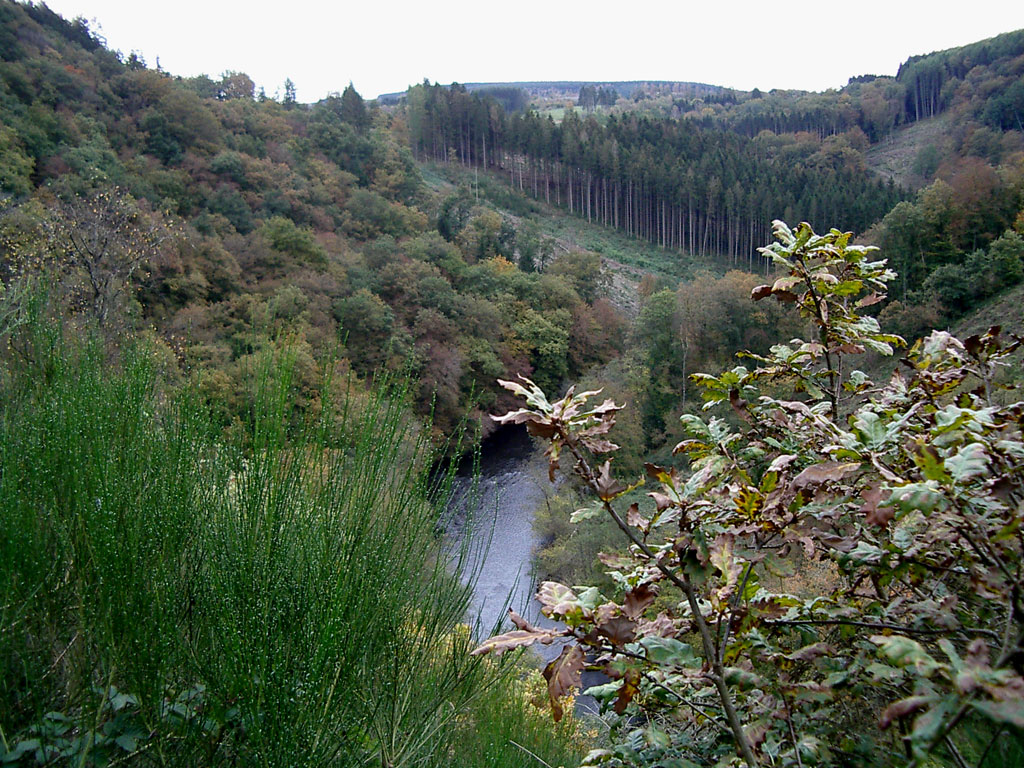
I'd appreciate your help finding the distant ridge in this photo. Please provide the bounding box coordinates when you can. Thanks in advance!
[376,80,726,104]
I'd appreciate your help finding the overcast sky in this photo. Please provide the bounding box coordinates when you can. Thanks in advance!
[40,0,1024,102]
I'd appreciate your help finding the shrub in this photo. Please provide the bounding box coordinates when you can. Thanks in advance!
[475,221,1024,767]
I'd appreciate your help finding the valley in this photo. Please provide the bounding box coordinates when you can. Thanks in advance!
[1,3,1023,765]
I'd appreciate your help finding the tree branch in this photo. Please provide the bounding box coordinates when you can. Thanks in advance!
[562,434,759,767]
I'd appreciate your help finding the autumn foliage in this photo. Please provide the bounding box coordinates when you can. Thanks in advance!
[475,221,1024,767]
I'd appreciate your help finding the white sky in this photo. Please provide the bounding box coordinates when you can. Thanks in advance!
[40,0,1024,102]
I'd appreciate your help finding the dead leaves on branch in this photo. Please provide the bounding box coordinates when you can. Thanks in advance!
[492,376,624,482]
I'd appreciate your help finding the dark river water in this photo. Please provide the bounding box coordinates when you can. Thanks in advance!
[446,425,602,713]
[446,425,552,634]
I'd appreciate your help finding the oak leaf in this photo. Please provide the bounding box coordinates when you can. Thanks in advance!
[543,644,586,722]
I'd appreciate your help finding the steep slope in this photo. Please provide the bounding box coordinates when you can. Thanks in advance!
[864,113,952,189]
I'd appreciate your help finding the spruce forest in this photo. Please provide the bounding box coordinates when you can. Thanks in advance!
[0,2,1023,766]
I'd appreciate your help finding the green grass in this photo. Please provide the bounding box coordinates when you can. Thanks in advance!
[0,301,586,767]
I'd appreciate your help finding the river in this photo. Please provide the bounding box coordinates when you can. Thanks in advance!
[446,424,602,714]
[446,425,553,635]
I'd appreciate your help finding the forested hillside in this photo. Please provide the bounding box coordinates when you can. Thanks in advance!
[0,0,625,439]
[405,82,903,264]
[0,2,599,765]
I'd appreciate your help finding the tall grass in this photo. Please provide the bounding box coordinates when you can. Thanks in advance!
[0,308,585,767]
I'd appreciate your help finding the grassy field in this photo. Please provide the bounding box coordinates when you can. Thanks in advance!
[864,113,951,190]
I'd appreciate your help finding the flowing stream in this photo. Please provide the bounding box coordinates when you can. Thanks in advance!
[446,425,553,635]
[446,425,602,713]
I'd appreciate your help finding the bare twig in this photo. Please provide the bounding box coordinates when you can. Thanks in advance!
[509,739,555,768]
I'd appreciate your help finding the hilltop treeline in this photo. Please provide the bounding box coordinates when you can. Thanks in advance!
[405,82,903,264]
[647,29,1024,160]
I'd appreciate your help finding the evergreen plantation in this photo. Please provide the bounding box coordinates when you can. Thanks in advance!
[1,0,1024,765]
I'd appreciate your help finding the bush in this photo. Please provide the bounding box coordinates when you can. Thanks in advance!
[476,221,1024,767]
[0,311,585,767]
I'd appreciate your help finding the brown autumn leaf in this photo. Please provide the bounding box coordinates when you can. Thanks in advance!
[648,492,674,512]
[963,333,983,357]
[644,462,678,484]
[836,343,866,354]
[623,583,658,620]
[626,502,650,532]
[508,610,541,632]
[966,638,989,668]
[597,551,633,570]
[543,644,586,722]
[856,292,885,308]
[594,602,620,625]
[544,441,562,482]
[579,420,614,439]
[791,461,861,490]
[750,597,788,620]
[637,611,679,638]
[471,628,559,656]
[614,667,641,714]
[768,453,798,473]
[787,642,833,662]
[879,696,935,729]
[860,484,892,526]
[526,420,557,439]
[751,284,773,301]
[595,461,626,500]
[491,407,543,426]
[597,616,637,648]
[581,437,619,454]
[589,397,624,416]
[729,387,749,418]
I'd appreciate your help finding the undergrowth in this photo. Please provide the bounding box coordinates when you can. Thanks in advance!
[0,293,586,767]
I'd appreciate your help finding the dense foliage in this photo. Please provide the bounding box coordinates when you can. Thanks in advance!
[870,161,1024,338]
[0,286,589,767]
[476,222,1024,767]
[405,83,903,263]
[0,0,624,438]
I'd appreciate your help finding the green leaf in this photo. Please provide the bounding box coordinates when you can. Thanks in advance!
[570,502,603,523]
[842,541,886,566]
[945,442,989,482]
[853,411,888,451]
[115,734,139,752]
[914,443,950,483]
[911,696,959,758]
[644,725,671,749]
[871,635,942,676]
[581,748,615,765]
[537,582,589,620]
[583,681,622,701]
[636,636,698,667]
[888,482,946,514]
[971,698,1024,729]
[724,666,763,689]
[865,662,905,684]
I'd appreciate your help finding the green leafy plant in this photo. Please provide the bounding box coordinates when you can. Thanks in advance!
[474,221,1024,767]
[0,301,584,768]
